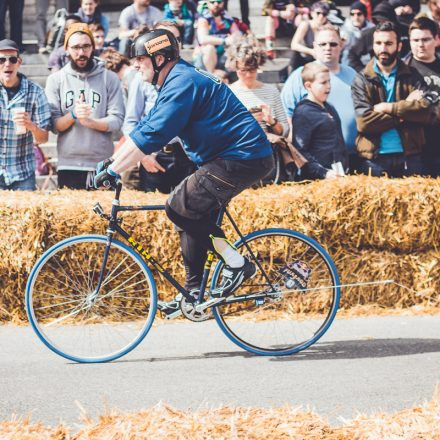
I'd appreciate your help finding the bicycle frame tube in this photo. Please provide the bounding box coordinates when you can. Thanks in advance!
[93,184,194,302]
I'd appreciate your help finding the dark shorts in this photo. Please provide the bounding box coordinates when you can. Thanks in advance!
[276,18,295,38]
[167,156,275,220]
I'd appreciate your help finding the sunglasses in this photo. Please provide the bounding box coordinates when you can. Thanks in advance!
[315,11,328,16]
[317,42,339,47]
[209,0,224,4]
[0,55,19,65]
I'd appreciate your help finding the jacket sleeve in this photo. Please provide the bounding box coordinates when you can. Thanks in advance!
[44,73,63,133]
[351,74,398,135]
[292,110,328,179]
[101,71,125,132]
[390,70,433,123]
[347,34,368,72]
[122,76,151,136]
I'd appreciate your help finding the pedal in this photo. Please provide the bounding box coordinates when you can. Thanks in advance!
[163,309,182,320]
[194,297,224,313]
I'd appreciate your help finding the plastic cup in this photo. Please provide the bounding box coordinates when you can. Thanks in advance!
[11,107,27,135]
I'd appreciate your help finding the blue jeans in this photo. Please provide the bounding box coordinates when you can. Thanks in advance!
[358,153,423,178]
[0,173,36,191]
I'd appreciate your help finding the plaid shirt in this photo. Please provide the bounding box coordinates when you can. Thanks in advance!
[0,74,51,185]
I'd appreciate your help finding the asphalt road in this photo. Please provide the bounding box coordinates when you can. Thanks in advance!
[1,315,440,428]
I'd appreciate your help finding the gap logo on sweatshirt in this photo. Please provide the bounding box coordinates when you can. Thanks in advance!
[65,89,102,109]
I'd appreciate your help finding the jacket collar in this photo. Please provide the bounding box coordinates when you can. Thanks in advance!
[364,58,413,81]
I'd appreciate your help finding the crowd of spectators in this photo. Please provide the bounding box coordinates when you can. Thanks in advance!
[0,0,439,192]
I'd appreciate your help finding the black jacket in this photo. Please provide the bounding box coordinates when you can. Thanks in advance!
[292,99,348,179]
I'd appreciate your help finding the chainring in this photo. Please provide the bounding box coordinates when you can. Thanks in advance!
[180,297,212,322]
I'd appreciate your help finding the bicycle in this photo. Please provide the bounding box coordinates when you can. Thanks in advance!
[25,182,341,363]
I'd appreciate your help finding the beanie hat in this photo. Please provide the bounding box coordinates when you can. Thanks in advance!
[350,1,368,16]
[372,1,397,23]
[389,0,412,8]
[310,1,331,14]
[64,22,95,50]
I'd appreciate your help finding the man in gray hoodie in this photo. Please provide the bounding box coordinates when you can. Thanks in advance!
[45,23,124,189]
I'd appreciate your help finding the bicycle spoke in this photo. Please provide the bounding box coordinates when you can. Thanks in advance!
[27,237,156,362]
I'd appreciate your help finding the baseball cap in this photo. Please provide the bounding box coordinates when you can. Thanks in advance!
[0,39,19,53]
[64,23,95,50]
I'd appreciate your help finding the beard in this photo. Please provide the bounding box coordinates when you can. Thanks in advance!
[375,49,399,66]
[70,55,94,73]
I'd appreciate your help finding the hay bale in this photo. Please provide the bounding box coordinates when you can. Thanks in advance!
[2,393,440,439]
[1,176,439,323]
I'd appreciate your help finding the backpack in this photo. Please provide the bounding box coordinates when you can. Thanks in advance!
[46,8,68,51]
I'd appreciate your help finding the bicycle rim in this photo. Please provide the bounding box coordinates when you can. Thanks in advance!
[26,235,157,363]
[211,229,340,356]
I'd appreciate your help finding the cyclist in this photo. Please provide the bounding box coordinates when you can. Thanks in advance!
[94,28,274,316]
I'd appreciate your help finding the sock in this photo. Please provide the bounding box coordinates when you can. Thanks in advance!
[211,236,245,268]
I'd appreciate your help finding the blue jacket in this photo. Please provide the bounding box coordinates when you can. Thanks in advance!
[130,60,272,164]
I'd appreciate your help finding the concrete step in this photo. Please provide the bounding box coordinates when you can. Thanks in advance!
[259,58,290,83]
[21,64,51,76]
[36,174,58,190]
[21,52,50,65]
[31,76,48,87]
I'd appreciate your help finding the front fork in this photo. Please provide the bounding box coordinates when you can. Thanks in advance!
[90,199,120,300]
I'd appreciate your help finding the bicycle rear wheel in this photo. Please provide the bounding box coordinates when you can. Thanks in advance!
[26,235,157,363]
[211,228,340,356]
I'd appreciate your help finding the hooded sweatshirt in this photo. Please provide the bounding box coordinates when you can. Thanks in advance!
[45,58,124,170]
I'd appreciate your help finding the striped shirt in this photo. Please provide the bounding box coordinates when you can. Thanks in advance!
[229,82,289,137]
[0,74,51,185]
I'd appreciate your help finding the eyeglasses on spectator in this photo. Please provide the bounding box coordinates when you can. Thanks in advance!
[69,43,93,52]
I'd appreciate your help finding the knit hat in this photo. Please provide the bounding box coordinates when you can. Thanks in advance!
[310,1,331,14]
[64,23,95,50]
[350,1,368,16]
[389,0,412,8]
[372,1,397,23]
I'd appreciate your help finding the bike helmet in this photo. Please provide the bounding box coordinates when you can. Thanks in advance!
[129,29,180,86]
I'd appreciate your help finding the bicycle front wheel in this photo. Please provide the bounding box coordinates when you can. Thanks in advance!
[211,228,340,356]
[26,235,157,363]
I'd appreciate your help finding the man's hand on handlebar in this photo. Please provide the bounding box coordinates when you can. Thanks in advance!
[94,158,121,189]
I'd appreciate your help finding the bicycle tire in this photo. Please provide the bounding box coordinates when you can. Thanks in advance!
[25,235,157,363]
[211,228,340,356]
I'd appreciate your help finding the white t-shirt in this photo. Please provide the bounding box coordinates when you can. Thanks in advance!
[119,4,162,30]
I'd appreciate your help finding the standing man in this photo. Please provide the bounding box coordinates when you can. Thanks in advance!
[406,17,440,177]
[351,21,433,177]
[94,29,274,316]
[118,0,162,56]
[0,39,51,191]
[45,23,124,189]
[281,25,358,169]
[0,0,25,51]
[341,1,375,66]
